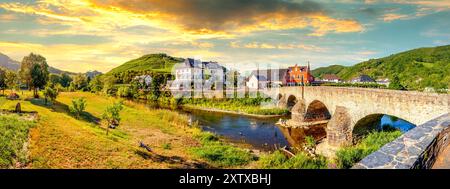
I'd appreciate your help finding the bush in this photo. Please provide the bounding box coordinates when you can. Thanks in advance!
[162,143,171,150]
[43,86,59,105]
[117,86,132,98]
[335,130,402,169]
[69,98,87,118]
[102,101,124,129]
[259,151,328,169]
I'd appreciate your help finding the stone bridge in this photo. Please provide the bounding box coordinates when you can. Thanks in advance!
[264,86,449,148]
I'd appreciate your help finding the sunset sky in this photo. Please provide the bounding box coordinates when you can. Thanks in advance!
[0,0,449,73]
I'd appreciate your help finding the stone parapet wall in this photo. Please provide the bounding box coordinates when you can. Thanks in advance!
[353,114,450,169]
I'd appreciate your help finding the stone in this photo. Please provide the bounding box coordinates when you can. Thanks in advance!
[360,151,393,169]
[381,142,405,155]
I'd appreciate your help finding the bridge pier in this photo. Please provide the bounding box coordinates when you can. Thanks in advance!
[326,106,353,148]
[284,100,308,127]
[277,95,288,109]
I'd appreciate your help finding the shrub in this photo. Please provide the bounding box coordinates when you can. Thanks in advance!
[162,143,172,150]
[259,151,328,169]
[117,86,132,98]
[43,86,59,105]
[102,101,124,129]
[335,130,402,169]
[0,115,36,168]
[69,98,87,118]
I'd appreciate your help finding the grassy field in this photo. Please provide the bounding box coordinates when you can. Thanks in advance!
[0,114,36,168]
[0,91,233,168]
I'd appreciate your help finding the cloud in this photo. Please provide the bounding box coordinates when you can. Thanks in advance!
[230,41,327,52]
[0,0,363,38]
[0,14,18,22]
[381,13,408,22]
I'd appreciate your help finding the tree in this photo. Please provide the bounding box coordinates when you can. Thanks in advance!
[88,75,103,93]
[49,74,62,87]
[102,101,124,132]
[5,71,19,92]
[19,53,49,97]
[69,98,87,118]
[70,74,88,91]
[43,85,59,105]
[0,69,6,95]
[60,73,72,88]
[149,74,165,101]
[389,74,405,90]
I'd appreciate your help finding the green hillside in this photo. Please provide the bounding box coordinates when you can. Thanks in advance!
[107,53,184,75]
[311,65,346,79]
[312,45,450,90]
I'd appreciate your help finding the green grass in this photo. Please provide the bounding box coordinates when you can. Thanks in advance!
[0,114,36,168]
[182,98,290,116]
[190,131,255,168]
[258,150,328,169]
[335,130,402,169]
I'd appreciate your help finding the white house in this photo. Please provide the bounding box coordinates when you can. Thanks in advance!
[321,74,342,83]
[376,78,390,86]
[246,75,268,90]
[171,58,227,90]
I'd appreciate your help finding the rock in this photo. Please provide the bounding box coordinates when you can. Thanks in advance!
[15,103,21,113]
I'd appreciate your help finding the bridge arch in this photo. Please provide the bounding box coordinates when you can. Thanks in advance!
[277,93,283,100]
[305,100,331,122]
[286,95,297,110]
[352,113,416,143]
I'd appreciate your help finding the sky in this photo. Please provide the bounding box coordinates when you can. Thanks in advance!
[0,0,449,73]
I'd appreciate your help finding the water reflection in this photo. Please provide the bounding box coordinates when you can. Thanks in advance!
[180,108,415,152]
[182,108,325,151]
[380,115,415,132]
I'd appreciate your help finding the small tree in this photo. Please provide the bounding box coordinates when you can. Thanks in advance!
[0,69,6,95]
[102,102,124,133]
[5,71,19,92]
[71,74,89,91]
[43,85,59,105]
[69,98,87,118]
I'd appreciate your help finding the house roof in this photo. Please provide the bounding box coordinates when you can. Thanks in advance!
[180,58,226,71]
[250,69,288,81]
[352,75,375,82]
[288,66,308,72]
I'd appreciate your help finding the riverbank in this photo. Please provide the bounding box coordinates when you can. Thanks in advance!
[181,105,287,118]
[179,98,290,118]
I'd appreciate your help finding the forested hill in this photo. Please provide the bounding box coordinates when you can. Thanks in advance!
[106,53,184,75]
[312,45,450,90]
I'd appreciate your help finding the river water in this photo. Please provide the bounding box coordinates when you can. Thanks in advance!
[179,108,417,152]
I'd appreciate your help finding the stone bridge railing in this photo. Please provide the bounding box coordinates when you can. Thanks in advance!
[353,114,450,169]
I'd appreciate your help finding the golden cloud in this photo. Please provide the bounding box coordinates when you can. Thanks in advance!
[381,13,408,22]
[0,0,364,38]
[230,41,327,52]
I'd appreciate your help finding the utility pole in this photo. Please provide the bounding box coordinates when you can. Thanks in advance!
[301,75,304,100]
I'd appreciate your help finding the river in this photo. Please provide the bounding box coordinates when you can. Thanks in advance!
[179,108,416,152]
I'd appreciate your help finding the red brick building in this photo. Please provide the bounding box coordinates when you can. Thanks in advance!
[286,63,314,86]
